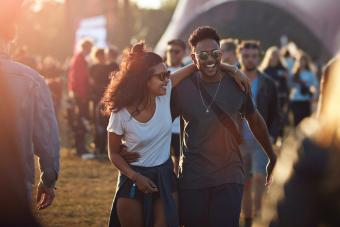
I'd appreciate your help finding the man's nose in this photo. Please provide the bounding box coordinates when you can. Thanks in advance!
[206,55,215,63]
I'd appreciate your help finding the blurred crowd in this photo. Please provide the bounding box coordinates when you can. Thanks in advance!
[2,1,340,227]
[8,37,324,226]
[11,36,321,160]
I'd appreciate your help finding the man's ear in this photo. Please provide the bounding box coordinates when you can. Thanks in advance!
[191,53,197,65]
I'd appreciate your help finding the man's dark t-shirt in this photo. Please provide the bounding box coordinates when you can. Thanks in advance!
[171,72,255,189]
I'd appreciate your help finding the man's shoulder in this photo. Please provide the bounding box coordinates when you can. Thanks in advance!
[72,53,85,64]
[1,59,44,84]
[174,72,196,90]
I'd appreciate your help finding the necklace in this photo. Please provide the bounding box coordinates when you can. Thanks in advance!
[196,73,222,113]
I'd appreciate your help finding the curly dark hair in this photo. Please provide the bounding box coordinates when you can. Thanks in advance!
[188,26,220,50]
[101,42,163,116]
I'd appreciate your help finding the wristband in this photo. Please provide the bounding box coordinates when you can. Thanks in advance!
[233,65,238,73]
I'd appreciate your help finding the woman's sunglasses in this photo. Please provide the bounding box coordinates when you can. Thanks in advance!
[152,71,171,81]
[195,49,222,61]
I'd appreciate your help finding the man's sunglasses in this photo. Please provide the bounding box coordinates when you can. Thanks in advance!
[151,70,171,81]
[195,49,222,61]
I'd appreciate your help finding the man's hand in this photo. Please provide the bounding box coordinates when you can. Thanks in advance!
[119,145,140,163]
[265,154,277,187]
[246,111,277,187]
[36,182,55,210]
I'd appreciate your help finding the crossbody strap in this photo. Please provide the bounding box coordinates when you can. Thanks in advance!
[191,75,242,144]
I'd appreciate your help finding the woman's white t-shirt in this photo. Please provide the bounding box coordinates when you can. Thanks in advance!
[107,80,173,167]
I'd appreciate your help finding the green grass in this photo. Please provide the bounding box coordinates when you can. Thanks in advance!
[34,149,118,227]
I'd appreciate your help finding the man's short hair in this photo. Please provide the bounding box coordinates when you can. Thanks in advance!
[80,38,93,49]
[237,40,261,54]
[167,39,186,50]
[188,26,220,51]
[220,38,238,53]
[94,48,105,58]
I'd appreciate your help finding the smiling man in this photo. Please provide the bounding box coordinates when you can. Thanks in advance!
[171,26,276,227]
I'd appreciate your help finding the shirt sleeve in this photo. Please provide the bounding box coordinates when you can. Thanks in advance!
[33,75,60,188]
[241,93,256,116]
[107,111,124,135]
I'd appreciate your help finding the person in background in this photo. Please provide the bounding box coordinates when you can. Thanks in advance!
[289,52,319,126]
[12,46,38,70]
[238,40,281,227]
[166,39,187,175]
[89,48,112,155]
[220,38,240,67]
[267,56,340,227]
[281,47,295,76]
[40,56,63,116]
[90,48,111,108]
[0,0,60,212]
[106,45,120,74]
[260,46,289,142]
[260,46,289,111]
[68,38,94,158]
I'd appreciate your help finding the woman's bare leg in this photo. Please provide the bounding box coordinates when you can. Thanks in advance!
[117,197,143,227]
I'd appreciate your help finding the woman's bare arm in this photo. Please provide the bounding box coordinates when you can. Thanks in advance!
[108,132,138,180]
[170,63,197,88]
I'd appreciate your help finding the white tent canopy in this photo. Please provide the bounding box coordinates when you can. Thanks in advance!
[155,0,340,58]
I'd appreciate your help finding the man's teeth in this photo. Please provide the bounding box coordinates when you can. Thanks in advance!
[206,64,216,68]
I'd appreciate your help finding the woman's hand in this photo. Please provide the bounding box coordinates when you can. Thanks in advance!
[232,70,251,94]
[219,63,251,94]
[133,174,158,194]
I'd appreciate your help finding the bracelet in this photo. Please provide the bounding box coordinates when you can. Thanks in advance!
[233,65,238,73]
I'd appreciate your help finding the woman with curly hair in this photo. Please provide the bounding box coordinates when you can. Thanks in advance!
[102,42,247,227]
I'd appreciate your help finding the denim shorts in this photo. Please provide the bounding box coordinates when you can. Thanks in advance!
[240,138,269,178]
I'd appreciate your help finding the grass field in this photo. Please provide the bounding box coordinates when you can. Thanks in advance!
[33,144,290,227]
[34,149,118,227]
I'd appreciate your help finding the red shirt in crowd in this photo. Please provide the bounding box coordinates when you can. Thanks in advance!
[68,52,90,99]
